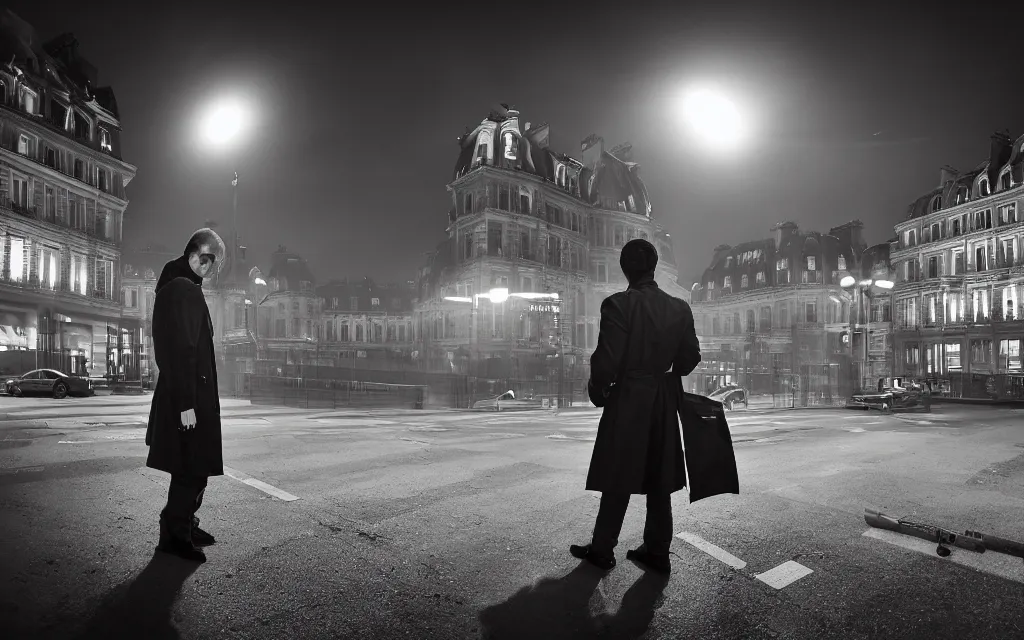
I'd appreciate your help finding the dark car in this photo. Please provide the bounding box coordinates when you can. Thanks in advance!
[708,386,749,411]
[846,383,930,412]
[4,369,94,399]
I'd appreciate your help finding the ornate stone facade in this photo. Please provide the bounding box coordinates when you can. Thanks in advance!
[414,104,687,382]
[0,11,137,380]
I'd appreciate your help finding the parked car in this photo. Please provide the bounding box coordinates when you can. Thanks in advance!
[708,385,749,411]
[846,383,930,412]
[4,369,95,399]
[472,390,542,411]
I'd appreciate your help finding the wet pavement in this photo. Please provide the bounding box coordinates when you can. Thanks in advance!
[2,396,1023,639]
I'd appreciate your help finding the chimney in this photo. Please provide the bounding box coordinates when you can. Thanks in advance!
[990,131,1013,176]
[939,165,958,188]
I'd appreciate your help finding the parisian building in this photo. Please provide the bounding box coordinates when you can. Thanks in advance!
[890,130,1024,399]
[413,104,687,389]
[0,12,137,380]
[689,220,892,399]
[318,278,417,371]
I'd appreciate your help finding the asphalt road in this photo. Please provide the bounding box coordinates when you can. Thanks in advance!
[2,396,1024,640]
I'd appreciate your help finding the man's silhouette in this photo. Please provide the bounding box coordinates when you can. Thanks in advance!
[571,239,701,574]
[146,228,226,563]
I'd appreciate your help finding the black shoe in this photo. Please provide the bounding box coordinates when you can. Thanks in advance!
[570,544,616,571]
[192,519,216,547]
[156,537,207,563]
[626,545,671,574]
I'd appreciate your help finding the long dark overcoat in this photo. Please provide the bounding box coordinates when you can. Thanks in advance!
[145,257,223,477]
[585,277,738,500]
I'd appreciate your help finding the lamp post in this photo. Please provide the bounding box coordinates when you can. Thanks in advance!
[841,276,894,390]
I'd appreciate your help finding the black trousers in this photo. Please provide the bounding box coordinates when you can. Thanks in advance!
[591,492,673,557]
[160,474,208,540]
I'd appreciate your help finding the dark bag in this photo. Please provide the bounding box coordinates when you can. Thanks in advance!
[678,391,741,503]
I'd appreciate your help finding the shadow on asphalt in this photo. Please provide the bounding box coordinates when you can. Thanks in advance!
[478,562,670,639]
[71,551,199,639]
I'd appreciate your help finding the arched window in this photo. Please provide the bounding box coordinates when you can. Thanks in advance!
[930,195,942,212]
[979,177,990,197]
[746,309,756,333]
[1000,169,1013,191]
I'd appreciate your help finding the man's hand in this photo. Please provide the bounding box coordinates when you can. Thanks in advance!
[179,408,197,431]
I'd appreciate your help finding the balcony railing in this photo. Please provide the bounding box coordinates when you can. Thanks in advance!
[0,274,115,303]
[1,200,119,244]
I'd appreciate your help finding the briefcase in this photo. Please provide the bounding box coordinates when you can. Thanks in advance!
[678,391,741,504]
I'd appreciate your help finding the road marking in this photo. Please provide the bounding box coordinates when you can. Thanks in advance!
[863,528,1024,585]
[398,437,432,445]
[58,440,97,444]
[546,434,596,441]
[845,428,867,433]
[222,466,300,502]
[676,532,747,570]
[754,561,814,589]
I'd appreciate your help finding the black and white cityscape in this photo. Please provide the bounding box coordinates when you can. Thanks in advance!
[1,1,1023,638]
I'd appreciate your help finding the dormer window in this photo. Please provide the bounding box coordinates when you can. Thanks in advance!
[1000,169,1013,191]
[17,134,30,155]
[776,258,788,270]
[99,128,112,153]
[724,276,732,288]
[930,195,942,212]
[955,186,969,204]
[838,256,847,270]
[20,87,37,114]
[806,256,816,271]
[979,177,990,197]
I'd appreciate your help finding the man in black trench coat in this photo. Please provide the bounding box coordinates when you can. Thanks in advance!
[146,228,226,563]
[570,239,703,574]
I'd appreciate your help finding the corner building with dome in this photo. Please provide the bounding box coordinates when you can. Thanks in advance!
[413,104,689,398]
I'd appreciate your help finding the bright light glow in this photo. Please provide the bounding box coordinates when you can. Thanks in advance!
[875,280,894,289]
[244,298,252,305]
[859,279,873,287]
[253,277,267,286]
[681,86,746,150]
[489,288,509,304]
[840,276,856,288]
[199,98,252,147]
[444,296,472,303]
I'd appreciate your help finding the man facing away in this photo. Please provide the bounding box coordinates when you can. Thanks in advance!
[146,228,226,563]
[571,238,701,574]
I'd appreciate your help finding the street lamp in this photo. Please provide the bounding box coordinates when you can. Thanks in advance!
[679,85,748,152]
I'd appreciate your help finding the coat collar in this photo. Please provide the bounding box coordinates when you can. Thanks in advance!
[627,274,658,291]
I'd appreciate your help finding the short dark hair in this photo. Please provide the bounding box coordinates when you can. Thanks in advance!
[619,238,659,283]
[183,228,226,261]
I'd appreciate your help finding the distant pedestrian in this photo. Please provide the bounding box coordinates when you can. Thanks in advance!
[145,228,226,563]
[570,239,702,574]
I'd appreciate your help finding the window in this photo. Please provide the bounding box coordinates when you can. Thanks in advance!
[371,297,380,307]
[928,256,939,279]
[746,310,755,332]
[930,222,942,241]
[1000,339,1021,371]
[970,339,991,364]
[74,159,85,181]
[776,258,788,270]
[972,288,989,322]
[975,246,987,272]
[98,169,108,193]
[12,175,30,209]
[979,178,990,197]
[905,345,920,365]
[1002,238,1017,269]
[20,87,37,114]
[998,203,1017,225]
[903,228,917,247]
[952,251,964,275]
[898,297,918,327]
[924,293,938,324]
[945,343,961,371]
[44,146,57,169]
[44,186,55,221]
[18,134,30,155]
[930,195,942,212]
[723,276,732,288]
[350,296,359,310]
[292,300,300,311]
[71,253,88,294]
[805,302,817,323]
[275,318,286,337]
[123,287,139,308]
[806,256,816,271]
[741,274,749,288]
[597,263,607,283]
[95,258,114,298]
[837,256,846,271]
[945,291,963,323]
[99,127,112,152]
[756,271,765,284]
[1003,285,1019,320]
[8,238,25,281]
[950,216,962,236]
[37,246,60,290]
[975,209,992,230]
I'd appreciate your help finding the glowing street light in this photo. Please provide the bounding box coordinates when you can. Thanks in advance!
[840,275,856,288]
[681,86,747,151]
[198,97,253,148]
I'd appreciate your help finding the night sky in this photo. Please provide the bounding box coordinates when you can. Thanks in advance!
[9,0,1023,286]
